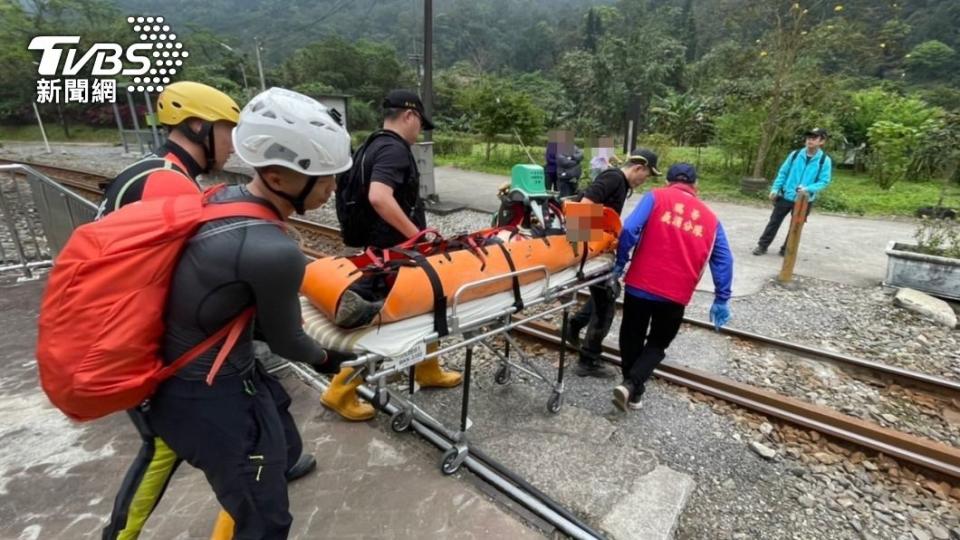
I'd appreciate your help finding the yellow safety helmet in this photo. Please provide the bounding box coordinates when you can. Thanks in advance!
[156,81,241,126]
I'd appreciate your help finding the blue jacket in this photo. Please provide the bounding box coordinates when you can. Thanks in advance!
[614,192,734,303]
[770,149,832,202]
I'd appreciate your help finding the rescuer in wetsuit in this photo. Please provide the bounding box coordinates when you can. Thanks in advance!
[104,88,352,539]
[102,81,260,540]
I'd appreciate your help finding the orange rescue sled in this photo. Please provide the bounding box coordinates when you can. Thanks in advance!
[301,202,621,331]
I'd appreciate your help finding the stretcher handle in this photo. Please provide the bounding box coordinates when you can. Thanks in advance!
[449,265,550,328]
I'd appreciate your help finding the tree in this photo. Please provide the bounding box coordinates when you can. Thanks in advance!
[748,1,819,179]
[905,40,956,82]
[458,80,544,160]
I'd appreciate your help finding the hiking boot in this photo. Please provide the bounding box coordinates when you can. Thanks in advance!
[778,245,786,256]
[320,367,376,421]
[334,290,383,328]
[415,357,462,388]
[752,246,767,256]
[210,510,235,540]
[575,359,614,378]
[612,380,634,412]
[285,454,317,482]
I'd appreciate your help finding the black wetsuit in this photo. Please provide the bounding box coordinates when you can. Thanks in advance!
[144,185,329,539]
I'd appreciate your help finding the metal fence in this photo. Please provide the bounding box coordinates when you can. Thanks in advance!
[0,164,97,278]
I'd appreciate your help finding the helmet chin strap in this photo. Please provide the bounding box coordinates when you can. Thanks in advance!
[257,168,318,215]
[177,121,216,173]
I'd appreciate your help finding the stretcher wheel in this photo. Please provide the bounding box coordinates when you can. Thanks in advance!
[391,410,413,432]
[441,448,462,475]
[494,366,511,385]
[547,392,563,414]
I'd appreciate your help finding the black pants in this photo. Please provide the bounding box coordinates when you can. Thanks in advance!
[757,196,813,250]
[558,178,579,198]
[619,293,685,396]
[545,170,558,191]
[103,365,302,540]
[145,368,299,540]
[102,408,183,540]
[575,286,616,364]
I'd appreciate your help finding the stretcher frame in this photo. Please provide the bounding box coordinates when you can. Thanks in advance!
[334,261,614,475]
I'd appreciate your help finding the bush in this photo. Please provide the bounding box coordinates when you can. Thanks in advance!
[636,133,673,168]
[432,134,476,157]
[913,217,960,259]
[867,120,924,190]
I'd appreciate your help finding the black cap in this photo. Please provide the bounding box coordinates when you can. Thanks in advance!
[666,163,698,184]
[625,148,661,175]
[383,89,435,130]
[805,127,828,139]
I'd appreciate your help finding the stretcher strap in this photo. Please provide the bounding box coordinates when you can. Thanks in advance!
[391,248,449,337]
[576,241,589,280]
[492,241,524,312]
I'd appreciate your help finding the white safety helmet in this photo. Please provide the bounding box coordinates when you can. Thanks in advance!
[232,87,352,176]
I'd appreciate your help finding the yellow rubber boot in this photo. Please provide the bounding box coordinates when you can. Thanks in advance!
[320,367,375,421]
[415,346,462,388]
[209,510,234,540]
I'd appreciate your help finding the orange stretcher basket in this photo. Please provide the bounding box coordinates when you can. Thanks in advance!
[301,202,621,330]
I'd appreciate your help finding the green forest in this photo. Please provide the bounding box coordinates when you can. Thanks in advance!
[2,0,960,215]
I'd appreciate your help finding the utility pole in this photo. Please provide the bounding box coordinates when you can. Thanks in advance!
[219,42,250,91]
[253,37,266,91]
[422,0,433,142]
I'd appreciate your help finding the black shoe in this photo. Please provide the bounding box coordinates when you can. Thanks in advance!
[613,381,633,411]
[575,359,614,378]
[752,246,767,256]
[778,246,786,256]
[285,454,317,482]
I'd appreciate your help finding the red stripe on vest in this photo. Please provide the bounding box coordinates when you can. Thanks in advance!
[624,184,718,305]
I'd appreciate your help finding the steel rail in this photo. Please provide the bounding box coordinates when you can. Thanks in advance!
[516,319,960,480]
[573,289,960,398]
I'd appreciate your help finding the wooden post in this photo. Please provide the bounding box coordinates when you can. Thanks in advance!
[778,192,809,283]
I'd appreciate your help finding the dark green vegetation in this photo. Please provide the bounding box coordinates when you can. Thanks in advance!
[2,0,959,215]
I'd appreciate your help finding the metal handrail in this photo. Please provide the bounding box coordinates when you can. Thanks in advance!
[0,164,97,278]
[449,264,549,334]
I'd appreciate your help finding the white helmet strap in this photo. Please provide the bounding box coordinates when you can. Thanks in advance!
[257,167,317,215]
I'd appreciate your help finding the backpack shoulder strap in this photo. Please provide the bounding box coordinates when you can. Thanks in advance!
[787,149,800,168]
[111,158,192,213]
[199,201,280,223]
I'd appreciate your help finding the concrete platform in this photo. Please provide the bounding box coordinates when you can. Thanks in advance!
[434,166,917,296]
[414,369,695,540]
[0,278,541,540]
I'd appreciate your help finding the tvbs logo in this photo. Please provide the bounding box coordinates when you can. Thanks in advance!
[29,36,151,77]
[29,16,188,104]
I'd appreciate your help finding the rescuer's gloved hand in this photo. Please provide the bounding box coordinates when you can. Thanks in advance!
[315,349,355,374]
[709,301,731,331]
[605,274,621,301]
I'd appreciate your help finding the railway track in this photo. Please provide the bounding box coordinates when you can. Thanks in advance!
[0,158,345,259]
[6,158,960,482]
[576,290,960,400]
[513,319,960,481]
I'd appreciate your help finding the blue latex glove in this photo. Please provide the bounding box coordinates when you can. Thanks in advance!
[709,301,731,330]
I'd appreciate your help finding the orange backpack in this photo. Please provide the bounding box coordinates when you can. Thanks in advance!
[36,186,278,421]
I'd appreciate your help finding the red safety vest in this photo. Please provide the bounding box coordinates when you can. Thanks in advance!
[624,183,718,305]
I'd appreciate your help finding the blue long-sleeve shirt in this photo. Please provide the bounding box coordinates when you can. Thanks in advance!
[770,148,832,202]
[614,191,734,303]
